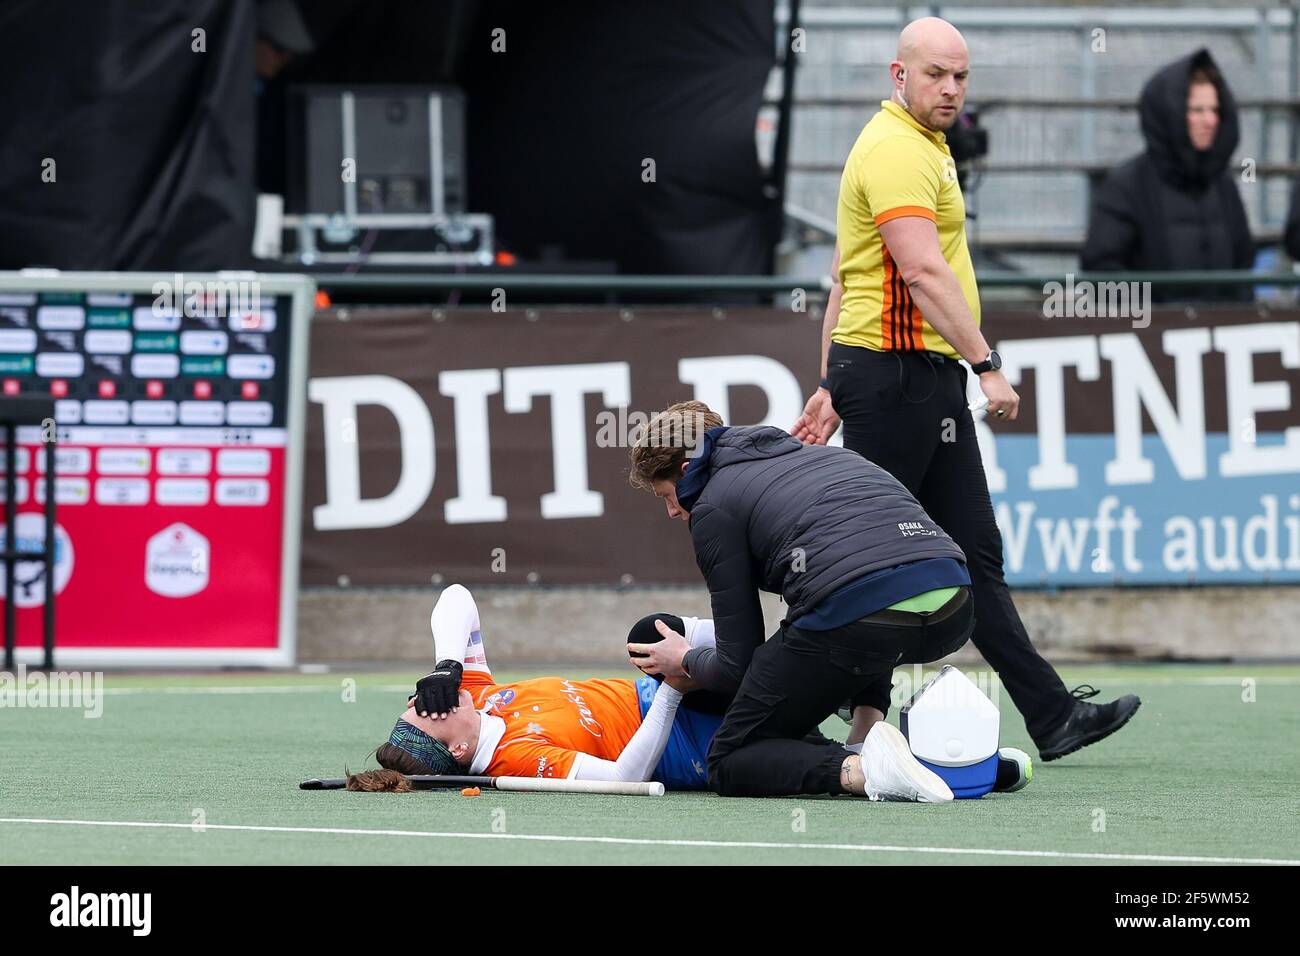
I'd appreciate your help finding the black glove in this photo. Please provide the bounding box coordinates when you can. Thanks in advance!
[411,660,463,716]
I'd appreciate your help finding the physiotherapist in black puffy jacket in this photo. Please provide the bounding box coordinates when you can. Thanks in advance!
[1081,48,1254,302]
[627,400,976,802]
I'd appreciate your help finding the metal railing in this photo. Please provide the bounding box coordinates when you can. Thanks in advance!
[314,270,1300,298]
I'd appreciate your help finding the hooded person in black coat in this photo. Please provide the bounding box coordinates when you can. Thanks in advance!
[1081,49,1254,302]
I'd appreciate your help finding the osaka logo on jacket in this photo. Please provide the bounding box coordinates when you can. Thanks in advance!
[897,521,937,537]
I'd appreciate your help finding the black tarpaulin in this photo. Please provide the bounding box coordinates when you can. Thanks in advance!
[463,0,778,275]
[0,0,776,276]
[0,0,256,270]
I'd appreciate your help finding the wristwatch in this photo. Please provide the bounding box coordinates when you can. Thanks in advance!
[971,349,1002,375]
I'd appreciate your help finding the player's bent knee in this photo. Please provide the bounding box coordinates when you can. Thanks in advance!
[708,760,759,798]
[707,758,739,796]
[705,745,745,796]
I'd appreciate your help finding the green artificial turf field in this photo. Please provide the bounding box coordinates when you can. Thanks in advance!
[2,664,1297,865]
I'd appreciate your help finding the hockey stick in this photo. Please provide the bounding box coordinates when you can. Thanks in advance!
[300,774,666,796]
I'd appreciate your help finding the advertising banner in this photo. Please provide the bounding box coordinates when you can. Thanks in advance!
[0,272,312,666]
[302,305,1300,588]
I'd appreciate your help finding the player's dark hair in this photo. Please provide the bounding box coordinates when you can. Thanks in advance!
[375,741,436,775]
[344,743,434,792]
[345,767,413,792]
[1188,65,1222,90]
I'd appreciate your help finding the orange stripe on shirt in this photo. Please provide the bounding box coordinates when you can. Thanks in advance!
[874,205,936,225]
[881,245,899,350]
[882,241,926,351]
[908,286,926,350]
[902,281,922,350]
[898,265,914,350]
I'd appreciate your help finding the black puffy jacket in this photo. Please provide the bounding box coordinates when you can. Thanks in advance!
[1284,178,1300,261]
[677,426,966,694]
[1080,49,1254,302]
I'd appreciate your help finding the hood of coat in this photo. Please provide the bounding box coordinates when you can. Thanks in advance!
[676,425,802,513]
[1138,48,1239,190]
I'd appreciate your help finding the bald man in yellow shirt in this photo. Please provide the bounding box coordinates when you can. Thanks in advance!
[793,17,1140,763]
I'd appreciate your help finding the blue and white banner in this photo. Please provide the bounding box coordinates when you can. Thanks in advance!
[983,316,1299,585]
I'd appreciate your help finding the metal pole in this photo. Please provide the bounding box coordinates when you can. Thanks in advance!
[1290,1,1299,164]
[1257,8,1273,226]
[1080,25,1098,234]
[769,0,803,272]
[43,426,55,670]
[3,423,15,672]
[311,268,1299,295]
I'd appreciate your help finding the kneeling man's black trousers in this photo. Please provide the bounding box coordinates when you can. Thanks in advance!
[707,588,974,797]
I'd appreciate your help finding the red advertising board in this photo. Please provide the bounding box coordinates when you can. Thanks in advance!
[0,272,312,666]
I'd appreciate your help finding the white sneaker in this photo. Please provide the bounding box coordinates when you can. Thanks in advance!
[859,721,954,803]
[995,746,1033,793]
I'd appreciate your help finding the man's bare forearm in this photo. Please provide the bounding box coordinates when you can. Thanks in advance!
[817,246,844,379]
[905,263,991,364]
[819,285,840,379]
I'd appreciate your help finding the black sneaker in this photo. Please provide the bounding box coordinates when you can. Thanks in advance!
[1037,685,1141,762]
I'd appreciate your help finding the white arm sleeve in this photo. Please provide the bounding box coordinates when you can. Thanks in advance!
[682,617,716,649]
[569,683,683,782]
[430,584,489,673]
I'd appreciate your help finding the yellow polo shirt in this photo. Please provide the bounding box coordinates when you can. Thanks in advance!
[833,100,979,359]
